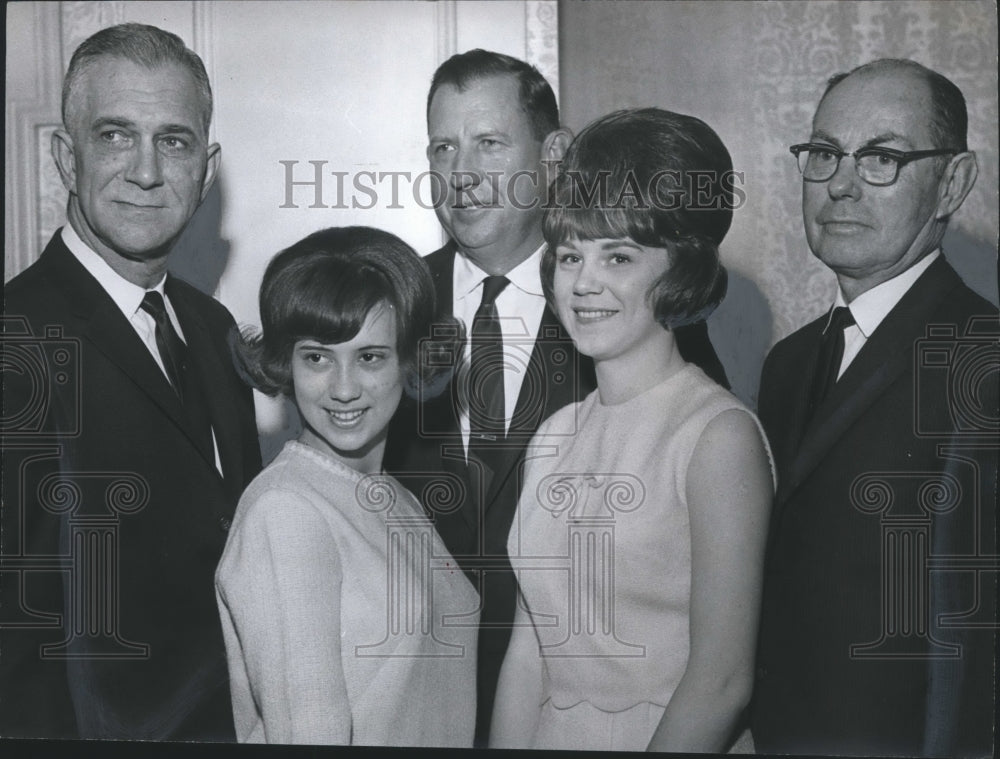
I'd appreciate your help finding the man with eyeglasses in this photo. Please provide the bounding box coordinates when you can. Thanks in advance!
[752,59,997,757]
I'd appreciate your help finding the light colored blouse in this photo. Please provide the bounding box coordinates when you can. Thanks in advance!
[216,441,478,746]
[508,364,773,713]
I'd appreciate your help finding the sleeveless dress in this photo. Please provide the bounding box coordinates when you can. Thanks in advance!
[507,364,772,751]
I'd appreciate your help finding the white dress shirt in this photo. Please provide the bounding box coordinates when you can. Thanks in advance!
[826,250,940,379]
[61,225,222,471]
[452,245,547,453]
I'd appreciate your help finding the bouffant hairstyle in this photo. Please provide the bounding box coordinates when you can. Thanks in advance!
[236,226,452,397]
[542,107,734,329]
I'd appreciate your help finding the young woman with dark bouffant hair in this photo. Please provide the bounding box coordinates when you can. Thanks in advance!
[493,109,774,752]
[215,226,477,747]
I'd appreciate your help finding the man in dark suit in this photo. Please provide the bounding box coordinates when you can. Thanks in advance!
[385,49,728,744]
[1,24,260,740]
[752,59,998,757]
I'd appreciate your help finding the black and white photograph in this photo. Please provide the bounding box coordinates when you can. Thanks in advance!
[3,1,998,756]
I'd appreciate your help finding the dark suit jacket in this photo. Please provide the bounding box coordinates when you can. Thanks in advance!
[1,232,261,740]
[384,240,727,739]
[752,256,998,757]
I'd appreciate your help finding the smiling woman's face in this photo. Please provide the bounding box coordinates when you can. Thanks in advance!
[293,304,403,474]
[552,237,670,366]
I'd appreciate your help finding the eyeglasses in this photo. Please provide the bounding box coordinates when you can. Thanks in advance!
[789,143,958,186]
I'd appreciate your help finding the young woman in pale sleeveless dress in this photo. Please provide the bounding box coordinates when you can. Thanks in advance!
[491,109,774,753]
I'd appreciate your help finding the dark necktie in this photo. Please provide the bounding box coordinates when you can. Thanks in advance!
[140,291,214,460]
[140,291,186,398]
[469,275,510,456]
[809,305,856,413]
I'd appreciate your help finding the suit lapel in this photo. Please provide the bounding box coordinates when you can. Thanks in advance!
[167,278,242,492]
[42,239,194,434]
[425,244,479,534]
[778,324,825,480]
[483,306,590,514]
[42,235,229,483]
[779,258,963,502]
[426,242,455,318]
[427,242,593,518]
[423,244,462,439]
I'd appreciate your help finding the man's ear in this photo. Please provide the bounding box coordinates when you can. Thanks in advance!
[543,127,572,164]
[51,129,78,195]
[540,127,573,184]
[935,151,978,220]
[201,142,222,201]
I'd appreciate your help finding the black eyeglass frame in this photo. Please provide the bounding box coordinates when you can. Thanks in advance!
[788,142,959,186]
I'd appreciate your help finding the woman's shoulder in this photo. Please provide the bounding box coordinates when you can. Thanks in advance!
[233,442,361,527]
[673,370,775,490]
[240,442,323,499]
[533,388,601,439]
[670,365,753,423]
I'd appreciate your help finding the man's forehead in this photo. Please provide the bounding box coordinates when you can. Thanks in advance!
[71,56,207,130]
[812,69,934,146]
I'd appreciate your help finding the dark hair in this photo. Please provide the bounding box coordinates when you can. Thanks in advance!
[62,23,213,135]
[427,49,559,141]
[236,227,454,398]
[542,107,731,329]
[821,58,968,152]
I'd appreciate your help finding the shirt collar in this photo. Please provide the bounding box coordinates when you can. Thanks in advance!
[829,249,940,338]
[454,243,546,302]
[61,225,167,320]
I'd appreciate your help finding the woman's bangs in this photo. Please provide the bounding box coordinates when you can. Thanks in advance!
[286,267,390,346]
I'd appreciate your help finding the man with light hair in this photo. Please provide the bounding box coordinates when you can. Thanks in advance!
[2,23,260,740]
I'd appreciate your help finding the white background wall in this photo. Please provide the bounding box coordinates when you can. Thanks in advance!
[5,1,558,443]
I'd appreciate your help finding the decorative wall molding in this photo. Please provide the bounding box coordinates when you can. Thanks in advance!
[436,0,457,65]
[61,1,125,70]
[525,0,559,102]
[5,2,63,278]
[192,1,218,144]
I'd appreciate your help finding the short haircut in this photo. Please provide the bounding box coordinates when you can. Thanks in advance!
[821,58,968,152]
[236,227,457,398]
[427,48,559,141]
[62,23,213,135]
[542,107,732,329]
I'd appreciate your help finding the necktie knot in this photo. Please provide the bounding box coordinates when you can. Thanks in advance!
[809,305,855,416]
[479,276,510,309]
[140,290,169,321]
[825,305,855,335]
